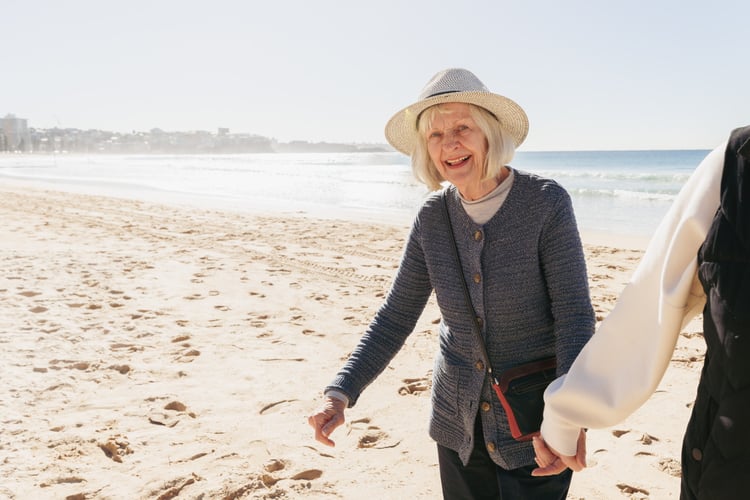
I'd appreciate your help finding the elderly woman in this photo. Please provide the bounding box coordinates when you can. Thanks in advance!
[308,68,595,499]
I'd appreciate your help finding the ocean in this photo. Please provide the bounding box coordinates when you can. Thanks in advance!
[0,149,711,238]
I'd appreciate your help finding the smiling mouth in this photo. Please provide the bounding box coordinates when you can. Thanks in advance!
[446,155,470,166]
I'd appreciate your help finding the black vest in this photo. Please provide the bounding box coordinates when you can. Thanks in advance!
[681,126,750,500]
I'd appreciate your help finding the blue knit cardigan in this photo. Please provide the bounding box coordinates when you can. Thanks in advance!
[326,168,595,469]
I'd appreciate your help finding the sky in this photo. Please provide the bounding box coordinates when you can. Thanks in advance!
[3,0,749,151]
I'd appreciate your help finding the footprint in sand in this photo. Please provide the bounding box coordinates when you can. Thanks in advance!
[40,323,61,334]
[343,315,364,327]
[307,292,330,303]
[108,364,131,375]
[247,313,268,328]
[398,376,431,395]
[264,459,287,473]
[40,476,85,488]
[639,433,659,445]
[98,435,133,463]
[175,349,200,362]
[267,267,292,276]
[162,476,200,498]
[616,483,650,497]
[148,400,195,427]
[259,399,298,415]
[658,458,682,477]
[348,418,401,449]
[355,428,401,450]
[290,469,323,481]
[110,342,143,353]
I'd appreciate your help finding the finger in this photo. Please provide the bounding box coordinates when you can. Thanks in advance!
[577,430,587,469]
[559,455,584,473]
[532,436,556,468]
[321,412,343,438]
[309,413,336,447]
[531,459,568,477]
[313,419,336,447]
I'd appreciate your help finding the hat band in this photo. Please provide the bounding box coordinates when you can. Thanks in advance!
[424,90,461,99]
[416,95,501,129]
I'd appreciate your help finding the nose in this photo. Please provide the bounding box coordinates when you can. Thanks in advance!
[441,130,459,150]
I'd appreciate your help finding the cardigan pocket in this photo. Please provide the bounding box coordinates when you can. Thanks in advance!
[431,360,461,417]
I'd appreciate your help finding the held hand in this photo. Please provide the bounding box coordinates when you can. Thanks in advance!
[531,429,587,476]
[307,396,347,447]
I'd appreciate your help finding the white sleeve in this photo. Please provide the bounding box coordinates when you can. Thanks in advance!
[324,389,350,405]
[540,143,726,456]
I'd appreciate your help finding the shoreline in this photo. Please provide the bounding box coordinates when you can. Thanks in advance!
[0,176,654,249]
[0,182,697,499]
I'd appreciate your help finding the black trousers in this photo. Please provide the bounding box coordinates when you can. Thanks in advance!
[437,418,572,500]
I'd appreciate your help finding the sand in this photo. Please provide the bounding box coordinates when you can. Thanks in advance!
[0,182,704,499]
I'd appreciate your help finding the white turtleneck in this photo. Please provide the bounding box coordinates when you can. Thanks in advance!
[459,168,515,225]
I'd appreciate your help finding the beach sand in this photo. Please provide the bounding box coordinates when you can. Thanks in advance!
[0,182,703,499]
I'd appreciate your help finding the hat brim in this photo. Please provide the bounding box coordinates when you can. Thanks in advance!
[384,91,529,155]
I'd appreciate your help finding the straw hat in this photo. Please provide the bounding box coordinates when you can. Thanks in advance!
[384,68,529,155]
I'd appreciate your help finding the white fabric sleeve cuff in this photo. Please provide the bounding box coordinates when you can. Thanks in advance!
[540,413,582,457]
[324,389,350,406]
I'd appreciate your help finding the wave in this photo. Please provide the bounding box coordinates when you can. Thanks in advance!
[527,168,692,184]
[571,187,676,202]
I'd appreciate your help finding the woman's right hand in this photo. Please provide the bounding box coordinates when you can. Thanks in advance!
[308,396,347,447]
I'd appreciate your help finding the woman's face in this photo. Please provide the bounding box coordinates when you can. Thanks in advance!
[424,102,488,195]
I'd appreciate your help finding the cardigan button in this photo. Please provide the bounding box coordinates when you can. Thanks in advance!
[473,273,481,284]
[691,448,702,461]
[476,317,483,328]
[473,230,483,241]
[486,442,496,453]
[475,361,485,371]
[481,401,491,412]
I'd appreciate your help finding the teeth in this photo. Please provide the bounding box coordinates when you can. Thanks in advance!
[446,155,469,166]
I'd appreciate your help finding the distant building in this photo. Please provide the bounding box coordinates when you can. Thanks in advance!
[0,116,389,154]
[0,114,32,152]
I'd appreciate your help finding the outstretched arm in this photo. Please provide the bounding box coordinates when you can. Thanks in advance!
[540,144,725,457]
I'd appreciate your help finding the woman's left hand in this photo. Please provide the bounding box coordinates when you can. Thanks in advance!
[531,429,587,476]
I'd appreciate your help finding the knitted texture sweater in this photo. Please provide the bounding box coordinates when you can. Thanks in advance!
[326,168,595,469]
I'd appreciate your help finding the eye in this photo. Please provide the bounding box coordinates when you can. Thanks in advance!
[427,131,442,140]
[456,125,469,133]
